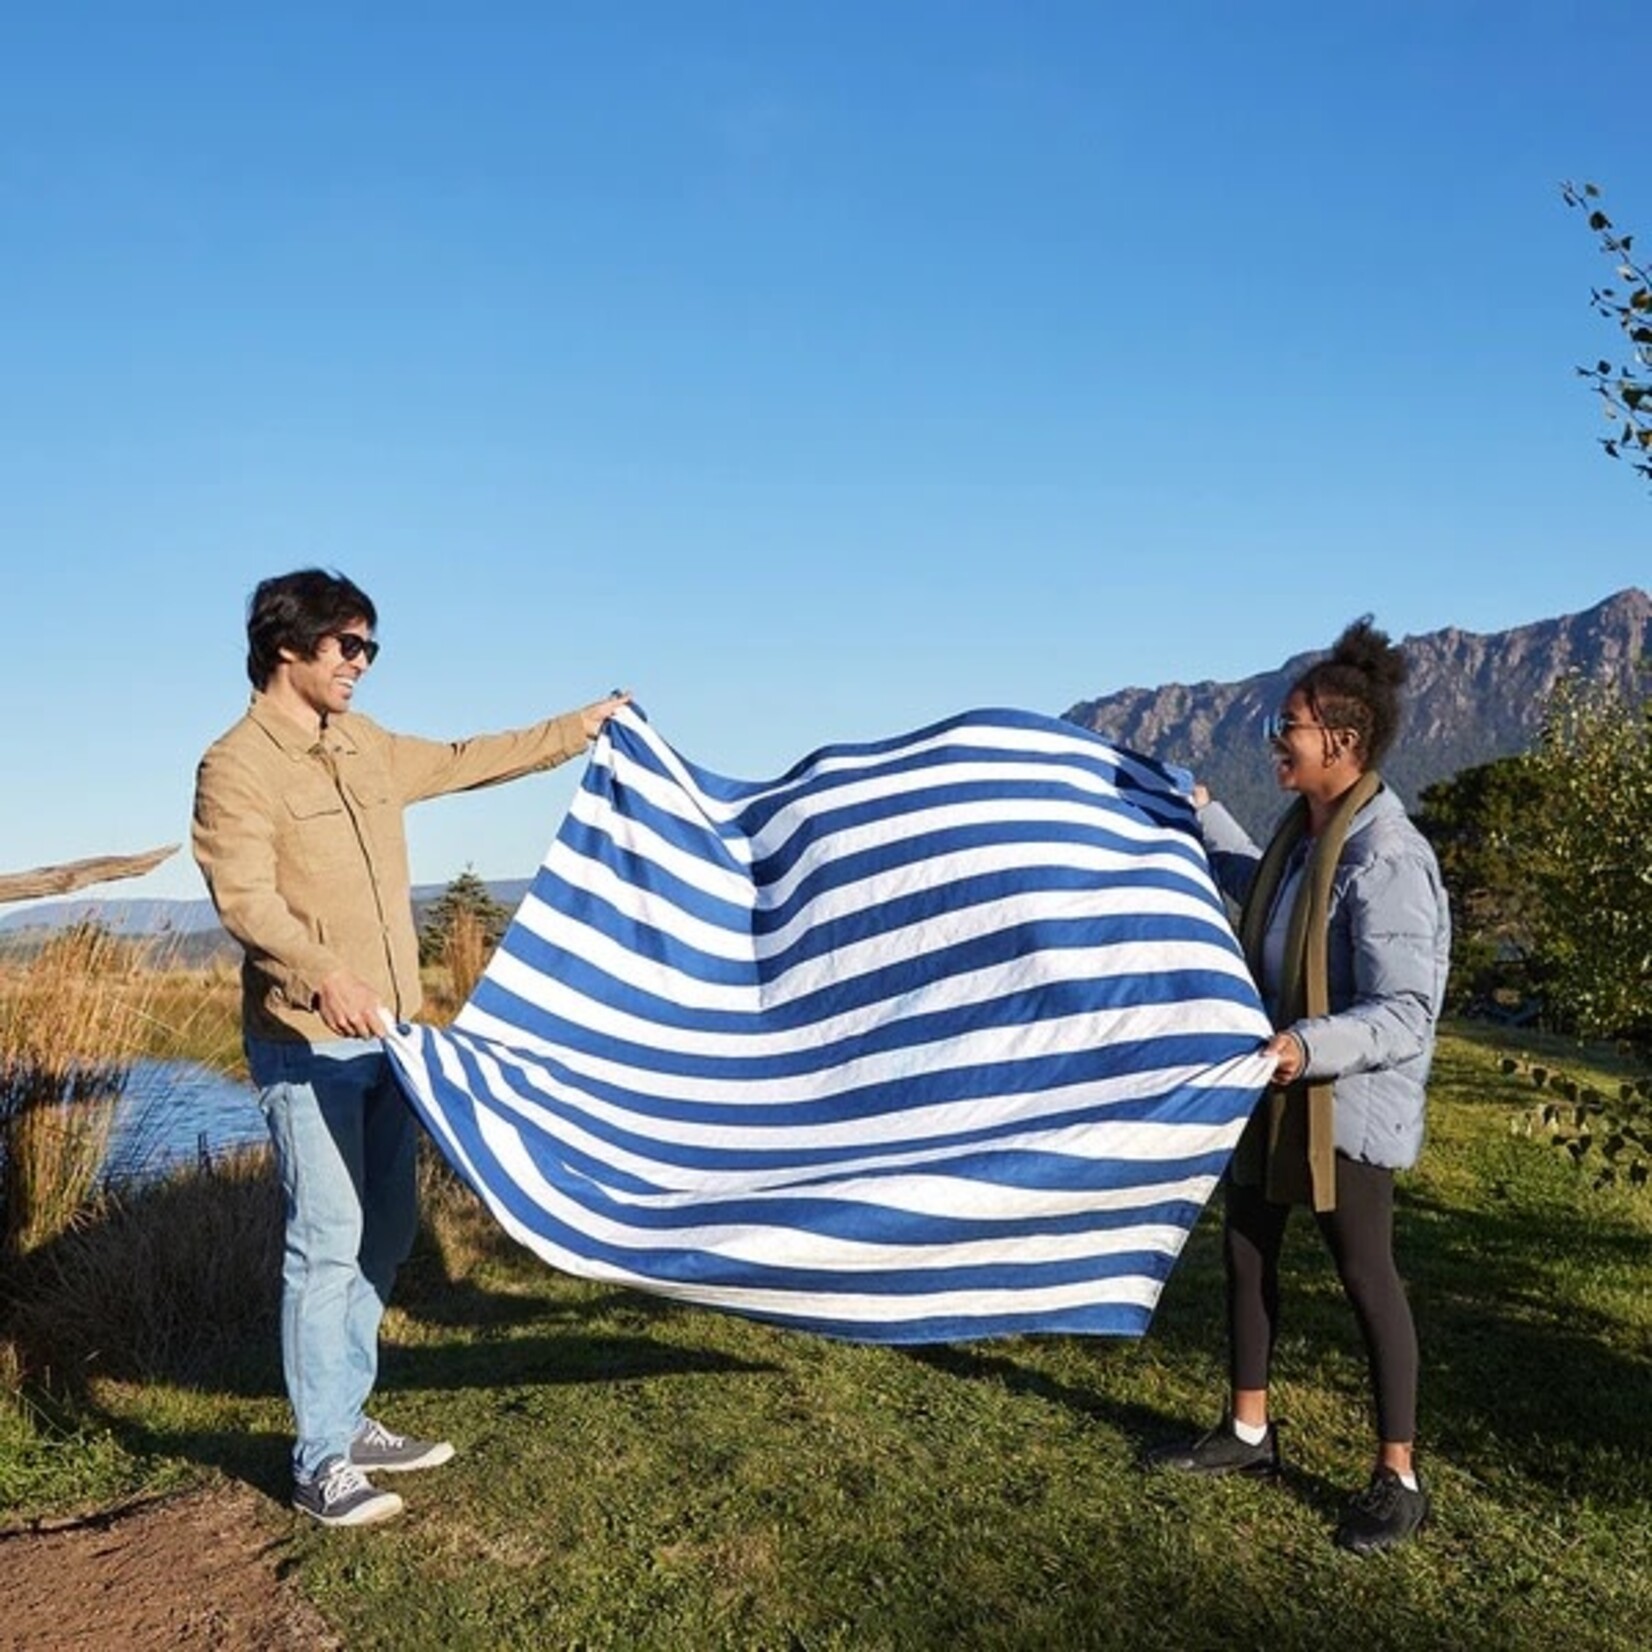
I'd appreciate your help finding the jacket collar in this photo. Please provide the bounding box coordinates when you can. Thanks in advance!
[246,692,359,758]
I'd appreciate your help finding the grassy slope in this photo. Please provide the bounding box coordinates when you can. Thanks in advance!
[6,1022,1651,1650]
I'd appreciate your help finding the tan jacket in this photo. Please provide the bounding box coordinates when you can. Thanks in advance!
[192,693,589,1043]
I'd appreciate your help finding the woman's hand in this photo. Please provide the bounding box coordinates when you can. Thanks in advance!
[1263,1029,1307,1085]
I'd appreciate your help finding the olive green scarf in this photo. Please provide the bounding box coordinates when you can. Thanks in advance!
[1229,770,1382,1212]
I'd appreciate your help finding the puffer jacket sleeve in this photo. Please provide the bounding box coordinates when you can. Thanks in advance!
[1196,799,1263,908]
[1294,841,1448,1080]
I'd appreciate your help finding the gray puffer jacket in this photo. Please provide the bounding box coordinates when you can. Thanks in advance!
[1198,785,1451,1170]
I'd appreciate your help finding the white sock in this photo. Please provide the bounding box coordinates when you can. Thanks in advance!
[1396,1469,1419,1491]
[1232,1417,1268,1446]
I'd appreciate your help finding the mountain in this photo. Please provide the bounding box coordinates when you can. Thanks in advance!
[1063,588,1650,838]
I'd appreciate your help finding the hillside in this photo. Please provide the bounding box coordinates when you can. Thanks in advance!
[1063,587,1649,838]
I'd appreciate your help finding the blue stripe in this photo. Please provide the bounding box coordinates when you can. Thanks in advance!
[414,1028,1252,1172]
[463,969,1261,1082]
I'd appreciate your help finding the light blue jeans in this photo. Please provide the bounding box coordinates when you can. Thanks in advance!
[248,1036,420,1482]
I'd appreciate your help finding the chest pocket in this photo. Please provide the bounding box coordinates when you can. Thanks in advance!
[281,782,355,878]
[344,776,393,811]
[283,785,345,822]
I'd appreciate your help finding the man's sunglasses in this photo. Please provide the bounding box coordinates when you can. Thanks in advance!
[330,633,381,665]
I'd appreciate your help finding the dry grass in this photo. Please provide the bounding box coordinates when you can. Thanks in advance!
[0,932,245,1257]
[0,925,163,1254]
[418,908,496,1025]
[442,905,493,1006]
[4,1148,282,1394]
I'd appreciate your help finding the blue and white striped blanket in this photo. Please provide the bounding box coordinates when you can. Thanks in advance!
[382,706,1272,1343]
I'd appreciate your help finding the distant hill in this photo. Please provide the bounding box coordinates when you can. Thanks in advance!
[0,878,537,959]
[1063,588,1650,839]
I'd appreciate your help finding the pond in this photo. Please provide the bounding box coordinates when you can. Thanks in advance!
[106,1059,269,1183]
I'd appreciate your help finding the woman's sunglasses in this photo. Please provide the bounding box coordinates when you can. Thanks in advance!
[1262,713,1340,741]
[331,633,381,665]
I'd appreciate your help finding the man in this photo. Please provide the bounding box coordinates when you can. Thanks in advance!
[192,568,627,1527]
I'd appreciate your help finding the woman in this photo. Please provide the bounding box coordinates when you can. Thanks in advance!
[1152,616,1450,1556]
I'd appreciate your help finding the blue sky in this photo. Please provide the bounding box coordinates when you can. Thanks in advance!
[4,2,1647,903]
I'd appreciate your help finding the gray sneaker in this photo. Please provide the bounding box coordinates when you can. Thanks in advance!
[350,1414,456,1474]
[292,1457,404,1527]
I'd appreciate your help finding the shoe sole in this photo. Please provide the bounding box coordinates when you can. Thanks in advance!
[1146,1454,1282,1480]
[352,1441,455,1474]
[1336,1505,1430,1555]
[1189,1461,1282,1481]
[292,1492,405,1527]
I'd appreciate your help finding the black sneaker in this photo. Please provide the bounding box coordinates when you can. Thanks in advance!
[350,1415,456,1474]
[292,1456,404,1527]
[1334,1467,1429,1555]
[1144,1417,1281,1478]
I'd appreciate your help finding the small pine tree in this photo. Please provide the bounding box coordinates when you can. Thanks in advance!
[418,868,511,968]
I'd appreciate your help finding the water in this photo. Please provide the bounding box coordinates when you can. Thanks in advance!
[105,1059,269,1183]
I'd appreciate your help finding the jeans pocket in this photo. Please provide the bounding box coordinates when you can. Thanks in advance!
[247,1036,295,1091]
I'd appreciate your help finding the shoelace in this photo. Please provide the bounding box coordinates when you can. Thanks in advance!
[318,1462,375,1508]
[357,1417,405,1451]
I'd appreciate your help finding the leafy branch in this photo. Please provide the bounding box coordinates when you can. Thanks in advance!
[1562,181,1652,486]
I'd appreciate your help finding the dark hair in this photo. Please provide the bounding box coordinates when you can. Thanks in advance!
[1291,614,1407,767]
[245,569,378,689]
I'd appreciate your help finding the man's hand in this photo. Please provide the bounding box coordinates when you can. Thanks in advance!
[581,691,632,741]
[314,969,388,1039]
[1263,1029,1307,1085]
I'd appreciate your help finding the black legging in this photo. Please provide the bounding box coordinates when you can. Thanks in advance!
[1223,1154,1419,1442]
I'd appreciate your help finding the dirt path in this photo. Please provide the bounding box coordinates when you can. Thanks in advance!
[0,1481,338,1652]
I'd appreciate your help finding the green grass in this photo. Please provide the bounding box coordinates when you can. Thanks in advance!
[4,1021,1650,1650]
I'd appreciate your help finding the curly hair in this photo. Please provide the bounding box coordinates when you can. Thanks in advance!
[1291,615,1408,767]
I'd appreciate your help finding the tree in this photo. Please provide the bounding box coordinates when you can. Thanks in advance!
[1518,671,1652,1050]
[1415,755,1550,1015]
[418,868,511,968]
[1417,670,1651,1051]
[1562,181,1652,487]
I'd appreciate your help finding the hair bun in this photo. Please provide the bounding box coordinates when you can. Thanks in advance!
[1331,615,1407,689]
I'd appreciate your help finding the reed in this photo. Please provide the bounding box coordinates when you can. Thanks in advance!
[442,903,493,1010]
[5,1147,282,1393]
[0,924,154,1254]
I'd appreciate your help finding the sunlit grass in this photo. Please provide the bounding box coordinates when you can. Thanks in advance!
[1,1019,1647,1648]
